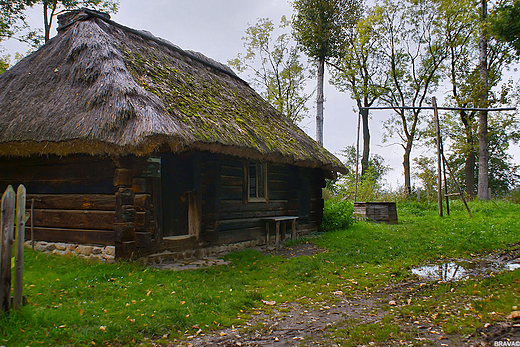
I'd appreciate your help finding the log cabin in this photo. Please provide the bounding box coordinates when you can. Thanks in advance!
[0,9,346,259]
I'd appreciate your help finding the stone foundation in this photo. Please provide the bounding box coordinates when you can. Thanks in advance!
[25,241,115,262]
[138,239,261,265]
[25,239,260,265]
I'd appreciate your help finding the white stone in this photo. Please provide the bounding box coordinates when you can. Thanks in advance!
[55,243,68,251]
[91,247,103,255]
[104,246,115,256]
[88,254,103,261]
[77,245,93,256]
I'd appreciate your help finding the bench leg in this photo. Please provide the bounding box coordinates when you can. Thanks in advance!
[275,221,280,248]
[266,221,270,245]
[292,219,296,241]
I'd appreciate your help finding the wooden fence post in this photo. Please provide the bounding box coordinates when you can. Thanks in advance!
[14,185,26,309]
[0,185,16,312]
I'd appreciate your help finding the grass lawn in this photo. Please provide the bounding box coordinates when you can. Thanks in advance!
[1,199,519,346]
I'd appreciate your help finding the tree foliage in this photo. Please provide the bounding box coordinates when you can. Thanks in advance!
[326,145,391,201]
[292,0,362,145]
[0,0,118,46]
[371,0,448,194]
[330,8,390,176]
[229,17,311,123]
[488,0,520,56]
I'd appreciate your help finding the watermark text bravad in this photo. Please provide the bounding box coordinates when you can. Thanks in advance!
[494,340,520,347]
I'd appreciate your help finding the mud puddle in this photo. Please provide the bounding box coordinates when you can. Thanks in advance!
[412,258,520,281]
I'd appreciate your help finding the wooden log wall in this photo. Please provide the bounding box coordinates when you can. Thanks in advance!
[211,154,324,245]
[0,155,117,246]
[113,156,159,258]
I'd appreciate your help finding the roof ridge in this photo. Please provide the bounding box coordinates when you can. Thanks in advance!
[57,8,245,84]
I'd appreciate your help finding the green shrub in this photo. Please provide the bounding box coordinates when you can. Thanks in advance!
[321,198,355,231]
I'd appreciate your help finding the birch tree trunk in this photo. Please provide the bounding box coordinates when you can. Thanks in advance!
[316,57,325,146]
[478,0,490,200]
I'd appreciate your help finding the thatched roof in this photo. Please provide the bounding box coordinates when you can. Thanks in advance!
[0,9,345,173]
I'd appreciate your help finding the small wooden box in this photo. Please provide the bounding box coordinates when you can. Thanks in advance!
[353,202,398,224]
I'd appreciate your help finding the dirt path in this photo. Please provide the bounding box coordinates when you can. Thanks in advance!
[155,243,519,347]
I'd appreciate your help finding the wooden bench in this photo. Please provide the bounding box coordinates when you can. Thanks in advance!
[263,216,298,248]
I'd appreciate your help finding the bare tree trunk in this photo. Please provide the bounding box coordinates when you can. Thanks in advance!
[478,0,490,200]
[460,111,476,196]
[360,107,370,176]
[43,2,50,43]
[465,150,476,196]
[403,142,412,195]
[316,57,325,146]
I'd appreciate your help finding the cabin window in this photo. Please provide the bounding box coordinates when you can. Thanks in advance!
[248,162,267,202]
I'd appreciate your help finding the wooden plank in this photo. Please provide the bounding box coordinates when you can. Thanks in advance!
[29,209,115,230]
[134,232,152,247]
[14,185,26,310]
[221,175,243,187]
[2,179,116,195]
[1,186,16,312]
[0,154,112,167]
[220,186,243,201]
[135,211,151,232]
[0,157,115,181]
[218,200,293,212]
[217,218,263,232]
[115,241,137,259]
[134,194,151,212]
[25,227,114,245]
[113,169,132,187]
[219,209,298,221]
[114,223,135,242]
[116,188,134,206]
[132,178,149,194]
[217,227,264,244]
[221,164,243,177]
[115,206,136,223]
[26,194,116,211]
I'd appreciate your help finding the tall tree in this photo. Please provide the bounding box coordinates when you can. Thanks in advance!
[330,9,389,176]
[439,0,514,196]
[229,17,311,123]
[478,0,490,200]
[292,0,362,145]
[375,0,448,194]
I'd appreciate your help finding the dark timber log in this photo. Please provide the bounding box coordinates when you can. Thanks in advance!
[135,211,151,231]
[25,227,114,245]
[113,223,135,242]
[113,169,132,187]
[134,194,151,212]
[29,209,115,230]
[26,194,116,210]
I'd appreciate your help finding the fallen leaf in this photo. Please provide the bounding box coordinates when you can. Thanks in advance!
[99,326,106,332]
[389,300,397,306]
[506,311,520,319]
[262,300,276,306]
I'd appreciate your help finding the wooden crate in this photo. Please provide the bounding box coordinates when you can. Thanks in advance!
[353,202,398,224]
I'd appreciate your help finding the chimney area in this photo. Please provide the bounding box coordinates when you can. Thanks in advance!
[57,8,111,32]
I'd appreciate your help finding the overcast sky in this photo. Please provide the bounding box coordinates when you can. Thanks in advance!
[3,0,518,190]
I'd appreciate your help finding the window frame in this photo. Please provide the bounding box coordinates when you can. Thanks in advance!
[247,161,268,202]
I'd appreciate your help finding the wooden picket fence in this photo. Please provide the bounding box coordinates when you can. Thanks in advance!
[0,185,26,313]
